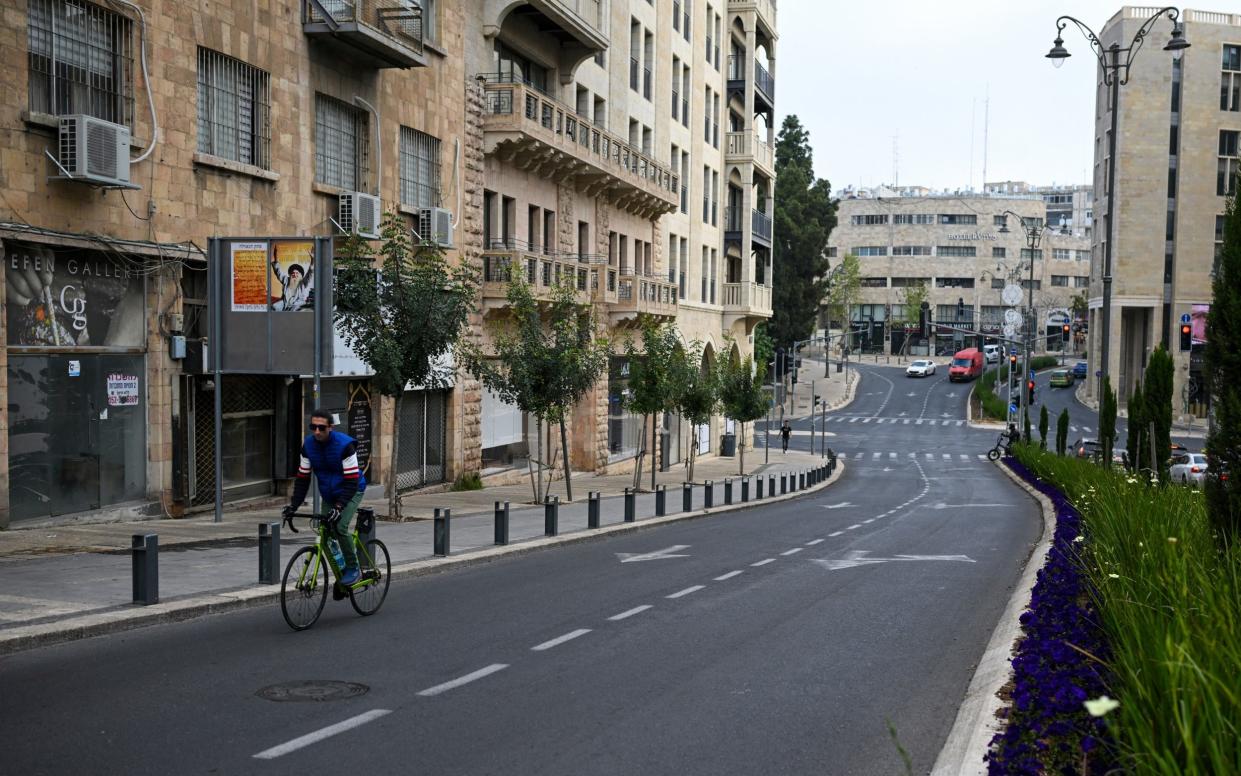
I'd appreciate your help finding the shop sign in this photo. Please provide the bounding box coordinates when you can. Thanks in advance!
[5,241,144,348]
[346,381,372,477]
[106,373,140,406]
[946,232,998,241]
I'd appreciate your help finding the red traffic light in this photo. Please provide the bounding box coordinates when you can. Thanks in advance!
[1181,324,1191,335]
[1062,324,1071,332]
[1009,354,1017,363]
[1028,380,1035,390]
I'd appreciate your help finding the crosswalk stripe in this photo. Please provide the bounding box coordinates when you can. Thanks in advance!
[942,454,951,460]
[849,418,859,423]
[862,418,872,424]
[1070,426,1078,432]
[903,419,911,424]
[959,454,969,461]
[872,452,882,460]
[908,453,917,459]
[889,452,897,460]
[1083,426,1093,433]
[925,453,934,460]
[956,421,965,426]
[854,452,864,460]
[915,419,924,425]
[978,454,987,460]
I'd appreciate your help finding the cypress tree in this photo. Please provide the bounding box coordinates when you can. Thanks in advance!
[1205,190,1241,544]
[1143,346,1175,481]
[1038,404,1049,450]
[1127,381,1145,473]
[1056,408,1070,455]
[1100,376,1118,467]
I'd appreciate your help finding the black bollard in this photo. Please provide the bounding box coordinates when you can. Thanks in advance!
[704,480,714,508]
[545,496,559,536]
[655,485,666,517]
[683,482,693,512]
[259,522,280,584]
[724,478,733,505]
[357,507,376,547]
[131,534,159,605]
[756,477,765,500]
[741,477,750,502]
[434,508,450,556]
[799,471,806,490]
[624,487,636,522]
[588,492,600,529]
[780,473,788,494]
[495,500,510,545]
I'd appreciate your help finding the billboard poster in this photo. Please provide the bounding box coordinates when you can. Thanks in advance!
[270,240,315,311]
[230,242,268,311]
[1192,303,1209,344]
[4,240,144,348]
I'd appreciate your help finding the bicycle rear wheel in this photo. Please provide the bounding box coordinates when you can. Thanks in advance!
[987,447,1002,461]
[349,539,391,616]
[281,546,328,630]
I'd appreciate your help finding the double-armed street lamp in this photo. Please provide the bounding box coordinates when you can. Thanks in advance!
[997,210,1046,426]
[1046,7,1189,432]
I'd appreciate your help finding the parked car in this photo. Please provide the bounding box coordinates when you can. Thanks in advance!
[1073,438,1128,467]
[1072,361,1088,379]
[983,344,1002,364]
[1049,369,1074,388]
[948,348,984,382]
[906,359,936,378]
[1169,452,1209,487]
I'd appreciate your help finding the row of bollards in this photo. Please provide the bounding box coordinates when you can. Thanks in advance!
[129,463,839,606]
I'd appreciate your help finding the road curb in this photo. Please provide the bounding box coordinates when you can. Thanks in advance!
[931,458,1055,775]
[0,461,845,657]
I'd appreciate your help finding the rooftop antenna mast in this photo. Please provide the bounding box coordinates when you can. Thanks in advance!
[982,85,990,192]
[892,134,899,189]
[969,98,976,191]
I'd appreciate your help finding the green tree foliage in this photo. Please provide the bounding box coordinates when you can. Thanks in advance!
[1206,190,1241,544]
[1143,346,1175,481]
[335,212,477,519]
[463,277,609,504]
[1039,404,1049,450]
[752,323,775,377]
[772,115,838,346]
[671,341,718,483]
[624,320,684,491]
[1023,408,1031,446]
[1056,408,1070,455]
[1127,381,1146,473]
[823,253,861,336]
[1100,376,1118,466]
[896,280,929,354]
[716,348,771,476]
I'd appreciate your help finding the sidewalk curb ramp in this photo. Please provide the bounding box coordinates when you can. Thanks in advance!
[0,462,847,657]
[931,459,1055,775]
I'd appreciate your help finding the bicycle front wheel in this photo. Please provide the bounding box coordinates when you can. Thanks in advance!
[349,539,391,616]
[987,447,1002,461]
[281,546,328,631]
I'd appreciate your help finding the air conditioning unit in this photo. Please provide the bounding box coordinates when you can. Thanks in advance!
[418,207,454,248]
[339,192,382,239]
[55,115,133,188]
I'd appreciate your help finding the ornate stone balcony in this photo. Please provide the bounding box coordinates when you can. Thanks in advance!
[722,281,773,319]
[302,0,427,69]
[610,270,678,326]
[481,78,680,217]
[480,242,604,314]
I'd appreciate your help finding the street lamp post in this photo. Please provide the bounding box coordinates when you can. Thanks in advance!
[1046,7,1189,432]
[999,210,1044,428]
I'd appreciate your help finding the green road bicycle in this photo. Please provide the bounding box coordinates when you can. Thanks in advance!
[279,511,391,630]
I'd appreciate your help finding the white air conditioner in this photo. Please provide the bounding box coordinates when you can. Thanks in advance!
[55,115,133,188]
[418,207,454,248]
[339,191,382,239]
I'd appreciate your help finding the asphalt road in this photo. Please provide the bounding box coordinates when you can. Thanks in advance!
[0,367,1043,775]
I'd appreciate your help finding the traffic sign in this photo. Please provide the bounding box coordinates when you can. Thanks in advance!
[1180,313,1191,324]
[1009,403,1018,414]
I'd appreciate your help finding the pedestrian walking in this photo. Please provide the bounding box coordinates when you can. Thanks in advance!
[780,420,792,453]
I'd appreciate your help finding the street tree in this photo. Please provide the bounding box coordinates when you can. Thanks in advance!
[464,277,609,504]
[752,323,775,377]
[1038,404,1049,450]
[624,319,684,491]
[334,212,477,520]
[1205,188,1241,544]
[1023,407,1031,447]
[896,280,929,355]
[716,347,771,476]
[672,340,718,483]
[1143,345,1175,481]
[771,115,838,347]
[1127,381,1146,473]
[1100,376,1118,467]
[823,253,862,343]
[1056,408,1070,455]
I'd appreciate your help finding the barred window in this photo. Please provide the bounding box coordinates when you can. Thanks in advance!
[850,214,888,225]
[399,126,441,208]
[893,213,935,224]
[197,48,270,168]
[315,94,369,191]
[28,0,133,125]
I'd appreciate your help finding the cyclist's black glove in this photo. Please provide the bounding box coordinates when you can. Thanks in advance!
[327,505,344,526]
[281,504,296,519]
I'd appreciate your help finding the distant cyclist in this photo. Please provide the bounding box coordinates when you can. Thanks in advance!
[282,409,366,585]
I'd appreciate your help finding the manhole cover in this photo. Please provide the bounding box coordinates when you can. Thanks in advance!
[256,680,369,702]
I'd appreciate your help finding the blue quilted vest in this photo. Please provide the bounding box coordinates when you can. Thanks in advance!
[303,430,366,503]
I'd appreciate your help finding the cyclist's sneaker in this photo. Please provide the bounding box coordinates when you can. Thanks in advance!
[341,567,361,586]
[332,584,347,601]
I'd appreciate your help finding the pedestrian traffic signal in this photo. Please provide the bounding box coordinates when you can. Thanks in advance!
[919,301,930,338]
[1062,324,1071,342]
[1180,323,1192,351]
[1009,354,1018,366]
[1027,380,1036,403]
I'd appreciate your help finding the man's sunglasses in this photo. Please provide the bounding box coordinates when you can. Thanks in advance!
[309,423,330,431]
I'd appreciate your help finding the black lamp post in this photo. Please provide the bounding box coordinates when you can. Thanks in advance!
[999,210,1044,427]
[1046,7,1189,431]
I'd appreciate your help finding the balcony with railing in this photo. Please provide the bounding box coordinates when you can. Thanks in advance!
[753,60,775,111]
[481,76,680,214]
[610,269,678,325]
[302,0,426,69]
[725,130,774,175]
[752,208,772,247]
[726,0,777,35]
[480,240,602,312]
[722,281,773,317]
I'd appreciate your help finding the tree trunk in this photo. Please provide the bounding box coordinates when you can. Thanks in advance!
[738,422,746,476]
[389,392,405,521]
[535,417,544,503]
[559,414,573,502]
[633,414,648,491]
[650,412,658,492]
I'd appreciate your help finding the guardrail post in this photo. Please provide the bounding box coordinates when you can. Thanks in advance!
[588,492,600,529]
[682,482,693,512]
[357,507,376,547]
[545,496,559,536]
[756,476,765,499]
[724,478,733,505]
[495,500,510,545]
[624,487,636,522]
[259,522,280,584]
[131,534,158,605]
[434,508,450,556]
[741,477,750,502]
[655,485,666,517]
[704,480,714,508]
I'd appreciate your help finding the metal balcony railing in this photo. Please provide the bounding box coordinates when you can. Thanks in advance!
[302,0,424,62]
[752,209,772,242]
[754,60,775,102]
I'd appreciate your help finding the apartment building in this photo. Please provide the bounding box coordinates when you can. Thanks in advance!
[0,0,774,528]
[985,181,1094,240]
[826,191,1091,356]
[1086,7,1241,417]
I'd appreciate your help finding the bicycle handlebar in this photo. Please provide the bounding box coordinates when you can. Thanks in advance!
[281,511,320,534]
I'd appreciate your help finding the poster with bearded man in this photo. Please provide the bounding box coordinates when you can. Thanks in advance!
[269,240,315,311]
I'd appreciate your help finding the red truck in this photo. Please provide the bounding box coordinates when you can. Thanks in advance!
[949,348,984,382]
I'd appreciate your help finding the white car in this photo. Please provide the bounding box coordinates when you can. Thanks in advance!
[906,359,936,377]
[1169,453,1209,487]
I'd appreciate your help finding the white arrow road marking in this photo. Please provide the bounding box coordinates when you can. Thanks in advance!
[941,412,952,418]
[882,467,894,472]
[906,392,918,397]
[927,502,1014,509]
[417,664,509,697]
[821,502,853,509]
[813,550,977,571]
[616,545,691,562]
[946,392,959,398]
[253,710,394,759]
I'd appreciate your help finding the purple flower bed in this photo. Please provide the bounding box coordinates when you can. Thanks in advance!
[985,457,1116,775]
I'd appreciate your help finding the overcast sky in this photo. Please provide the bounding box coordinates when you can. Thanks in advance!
[778,1,1142,193]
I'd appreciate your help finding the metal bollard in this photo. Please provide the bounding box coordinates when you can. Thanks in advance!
[704,480,714,508]
[588,492,601,529]
[799,471,806,490]
[495,500,510,545]
[724,478,733,505]
[756,477,765,499]
[741,477,750,502]
[357,507,376,547]
[545,496,559,536]
[780,473,788,494]
[683,482,693,512]
[259,522,280,584]
[434,508,450,556]
[655,485,666,517]
[624,487,636,522]
[131,534,159,605]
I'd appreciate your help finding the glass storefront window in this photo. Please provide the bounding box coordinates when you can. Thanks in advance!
[608,356,642,461]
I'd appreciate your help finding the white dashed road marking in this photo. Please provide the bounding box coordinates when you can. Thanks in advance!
[608,605,652,621]
[751,558,776,567]
[253,710,393,760]
[805,539,825,545]
[532,629,592,651]
[828,531,844,537]
[714,570,744,581]
[847,524,863,530]
[781,548,803,556]
[667,585,705,599]
[417,664,509,697]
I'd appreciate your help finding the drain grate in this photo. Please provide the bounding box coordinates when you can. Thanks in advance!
[256,680,370,702]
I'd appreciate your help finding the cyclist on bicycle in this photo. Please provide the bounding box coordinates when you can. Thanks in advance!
[282,409,367,585]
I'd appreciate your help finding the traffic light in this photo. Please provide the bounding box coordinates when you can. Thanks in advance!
[956,297,965,321]
[1062,324,1071,343]
[919,301,931,338]
[1180,323,1192,351]
[1009,354,1018,368]
[1027,379,1036,403]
